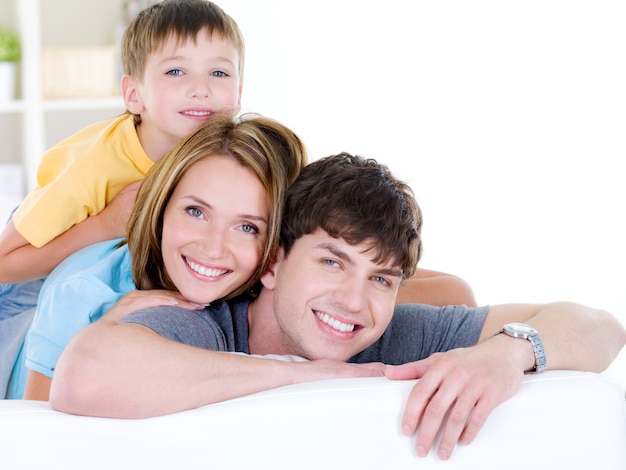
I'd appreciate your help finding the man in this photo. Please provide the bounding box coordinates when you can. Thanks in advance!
[51,153,626,461]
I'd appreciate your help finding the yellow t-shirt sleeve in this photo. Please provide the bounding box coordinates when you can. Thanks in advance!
[12,115,153,248]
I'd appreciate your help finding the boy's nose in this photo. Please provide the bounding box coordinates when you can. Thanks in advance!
[190,78,212,99]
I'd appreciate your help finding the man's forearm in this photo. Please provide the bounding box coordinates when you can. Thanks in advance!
[481,301,626,373]
[50,321,384,418]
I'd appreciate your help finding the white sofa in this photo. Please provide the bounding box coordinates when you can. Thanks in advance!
[1,370,625,469]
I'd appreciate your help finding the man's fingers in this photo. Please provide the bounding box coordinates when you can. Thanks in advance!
[397,360,445,437]
[410,373,466,458]
[457,396,493,446]
[432,389,483,460]
[384,354,439,380]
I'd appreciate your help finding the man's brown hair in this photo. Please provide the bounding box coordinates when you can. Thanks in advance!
[280,153,421,279]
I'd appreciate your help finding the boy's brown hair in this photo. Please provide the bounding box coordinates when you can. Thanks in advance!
[121,0,245,81]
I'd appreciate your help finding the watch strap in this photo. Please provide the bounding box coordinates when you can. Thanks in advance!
[497,324,547,374]
[526,332,547,374]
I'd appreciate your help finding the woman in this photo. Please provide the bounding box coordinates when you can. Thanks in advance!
[10,113,307,400]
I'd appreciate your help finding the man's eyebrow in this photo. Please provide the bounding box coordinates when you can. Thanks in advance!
[316,242,403,278]
[375,266,403,279]
[316,242,353,263]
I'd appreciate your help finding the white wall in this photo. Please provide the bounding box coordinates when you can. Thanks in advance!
[219,0,626,384]
[2,0,623,383]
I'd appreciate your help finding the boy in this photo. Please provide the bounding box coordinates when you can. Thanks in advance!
[51,153,625,460]
[0,0,245,396]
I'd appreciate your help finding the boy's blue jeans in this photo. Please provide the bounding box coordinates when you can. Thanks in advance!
[0,279,43,398]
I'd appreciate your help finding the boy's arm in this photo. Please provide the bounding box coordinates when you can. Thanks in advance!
[396,267,477,306]
[50,292,385,419]
[385,302,626,460]
[0,182,139,283]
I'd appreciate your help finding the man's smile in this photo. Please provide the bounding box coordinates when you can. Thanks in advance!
[314,310,357,333]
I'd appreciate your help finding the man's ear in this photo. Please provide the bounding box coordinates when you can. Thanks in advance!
[259,247,285,290]
[121,75,144,115]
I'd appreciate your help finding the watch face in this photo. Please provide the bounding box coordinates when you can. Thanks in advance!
[504,323,537,338]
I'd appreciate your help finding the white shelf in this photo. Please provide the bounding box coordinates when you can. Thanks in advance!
[0,97,124,115]
[42,97,124,112]
[0,101,25,114]
[4,0,125,191]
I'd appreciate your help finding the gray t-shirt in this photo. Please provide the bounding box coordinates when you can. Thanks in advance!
[121,299,489,364]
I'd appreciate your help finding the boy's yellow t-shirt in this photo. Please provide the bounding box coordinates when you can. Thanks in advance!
[12,114,154,248]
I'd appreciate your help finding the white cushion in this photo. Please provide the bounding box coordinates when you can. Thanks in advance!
[1,370,625,469]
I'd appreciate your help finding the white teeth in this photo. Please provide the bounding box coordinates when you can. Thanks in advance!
[314,311,355,332]
[185,258,227,278]
[184,110,212,116]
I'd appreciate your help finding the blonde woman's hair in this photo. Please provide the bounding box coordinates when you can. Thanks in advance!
[126,113,307,299]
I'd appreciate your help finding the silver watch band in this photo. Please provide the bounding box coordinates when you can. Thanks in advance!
[526,333,547,374]
[497,323,547,374]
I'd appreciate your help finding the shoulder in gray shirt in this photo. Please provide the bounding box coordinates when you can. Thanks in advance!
[122,300,488,364]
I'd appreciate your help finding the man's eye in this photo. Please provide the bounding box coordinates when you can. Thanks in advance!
[322,259,339,268]
[166,69,183,76]
[372,275,390,287]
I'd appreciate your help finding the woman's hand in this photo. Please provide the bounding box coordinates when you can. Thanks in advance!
[103,289,205,322]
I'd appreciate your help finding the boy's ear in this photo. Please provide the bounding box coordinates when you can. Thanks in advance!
[237,84,242,108]
[259,247,285,290]
[121,75,145,115]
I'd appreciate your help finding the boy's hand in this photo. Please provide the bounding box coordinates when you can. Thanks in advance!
[97,181,141,239]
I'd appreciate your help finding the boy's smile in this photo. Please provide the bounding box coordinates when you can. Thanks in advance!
[124,28,242,161]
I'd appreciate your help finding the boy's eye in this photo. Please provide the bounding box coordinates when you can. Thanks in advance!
[211,70,227,77]
[240,224,258,234]
[166,69,183,76]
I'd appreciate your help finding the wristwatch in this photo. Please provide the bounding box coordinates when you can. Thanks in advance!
[497,323,547,374]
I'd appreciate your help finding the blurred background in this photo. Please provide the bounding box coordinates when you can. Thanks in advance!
[0,0,624,385]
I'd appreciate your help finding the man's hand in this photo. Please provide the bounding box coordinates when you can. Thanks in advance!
[384,339,524,460]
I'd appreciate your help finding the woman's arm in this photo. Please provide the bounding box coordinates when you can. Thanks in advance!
[396,267,477,306]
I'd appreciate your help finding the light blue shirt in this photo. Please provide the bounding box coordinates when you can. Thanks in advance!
[11,238,134,397]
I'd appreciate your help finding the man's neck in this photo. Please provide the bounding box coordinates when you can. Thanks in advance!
[247,288,285,356]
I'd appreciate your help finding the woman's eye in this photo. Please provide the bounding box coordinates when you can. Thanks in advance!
[186,207,203,218]
[166,69,183,76]
[240,224,258,234]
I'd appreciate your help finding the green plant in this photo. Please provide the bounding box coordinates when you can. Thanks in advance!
[0,27,20,62]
